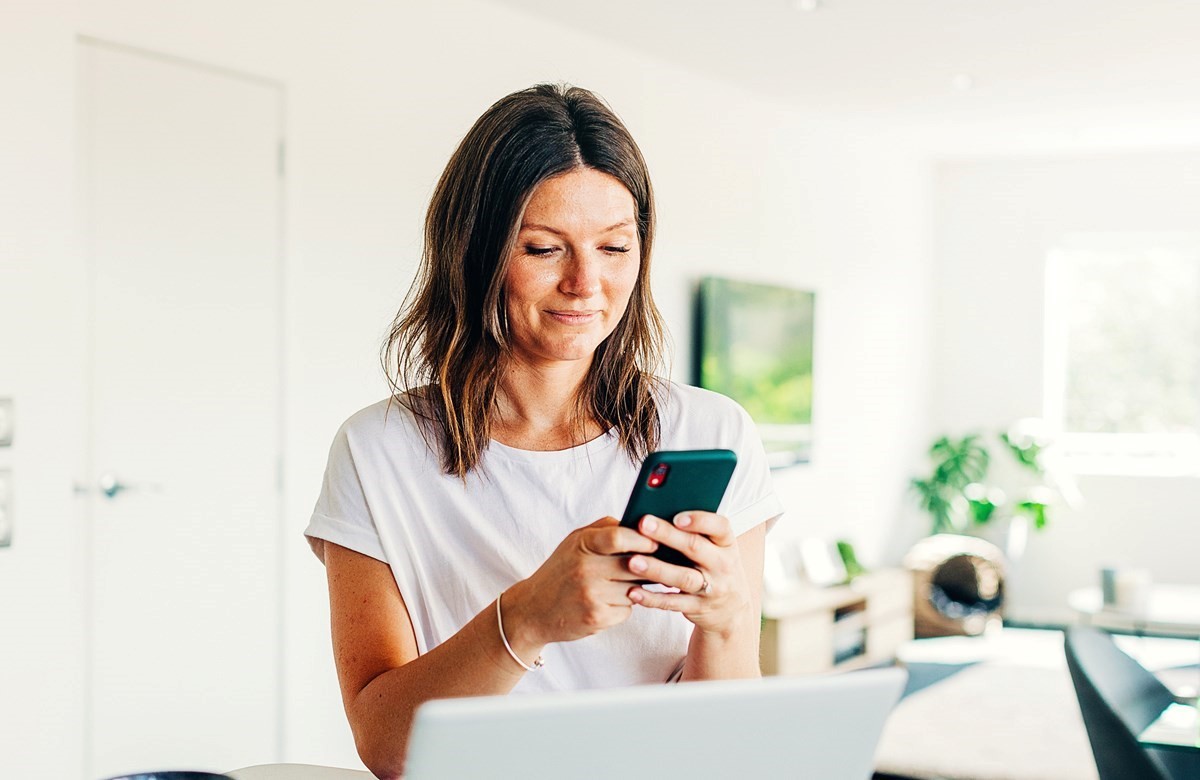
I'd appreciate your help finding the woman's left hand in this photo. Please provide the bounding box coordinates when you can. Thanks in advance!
[625,512,753,636]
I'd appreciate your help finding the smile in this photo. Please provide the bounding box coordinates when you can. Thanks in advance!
[546,310,600,325]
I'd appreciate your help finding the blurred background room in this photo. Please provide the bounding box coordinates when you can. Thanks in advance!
[2,1,1199,778]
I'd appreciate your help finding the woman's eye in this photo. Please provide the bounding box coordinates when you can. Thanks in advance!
[525,245,558,257]
[603,246,631,254]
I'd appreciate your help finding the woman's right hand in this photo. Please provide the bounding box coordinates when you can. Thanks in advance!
[501,517,659,649]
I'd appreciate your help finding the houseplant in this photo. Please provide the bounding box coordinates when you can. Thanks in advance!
[910,420,1071,546]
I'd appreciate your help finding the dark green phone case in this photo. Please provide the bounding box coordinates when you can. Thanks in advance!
[619,449,737,568]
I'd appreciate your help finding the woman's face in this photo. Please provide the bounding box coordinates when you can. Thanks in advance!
[503,167,640,369]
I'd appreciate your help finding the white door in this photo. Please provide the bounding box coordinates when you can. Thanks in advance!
[78,40,283,778]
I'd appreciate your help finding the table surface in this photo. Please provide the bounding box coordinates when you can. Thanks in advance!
[1068,584,1200,635]
[1139,701,1200,753]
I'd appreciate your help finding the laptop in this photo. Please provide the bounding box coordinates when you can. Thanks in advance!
[404,667,907,779]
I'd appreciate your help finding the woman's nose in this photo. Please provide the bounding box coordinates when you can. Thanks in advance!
[559,252,602,298]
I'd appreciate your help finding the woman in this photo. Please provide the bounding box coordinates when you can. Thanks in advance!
[305,84,781,778]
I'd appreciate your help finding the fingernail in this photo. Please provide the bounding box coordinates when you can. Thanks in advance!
[629,589,644,603]
[675,513,692,528]
[642,517,657,532]
[630,556,648,573]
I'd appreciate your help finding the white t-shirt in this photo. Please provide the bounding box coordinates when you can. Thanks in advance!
[305,381,782,693]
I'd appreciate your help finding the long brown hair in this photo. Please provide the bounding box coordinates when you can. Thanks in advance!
[382,84,668,477]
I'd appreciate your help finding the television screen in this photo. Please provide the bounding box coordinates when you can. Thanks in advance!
[694,276,815,466]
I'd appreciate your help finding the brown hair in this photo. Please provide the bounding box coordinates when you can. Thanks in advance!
[382,84,668,477]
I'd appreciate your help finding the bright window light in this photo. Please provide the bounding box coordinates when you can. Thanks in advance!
[1045,233,1200,475]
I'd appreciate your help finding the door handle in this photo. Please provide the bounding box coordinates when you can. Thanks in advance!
[73,472,163,500]
[99,472,129,499]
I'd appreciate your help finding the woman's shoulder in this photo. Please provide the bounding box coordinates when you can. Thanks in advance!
[334,393,431,450]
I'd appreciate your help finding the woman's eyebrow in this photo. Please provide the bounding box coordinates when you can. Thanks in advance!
[519,220,633,236]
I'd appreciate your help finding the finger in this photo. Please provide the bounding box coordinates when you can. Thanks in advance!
[673,511,736,548]
[638,515,717,568]
[583,523,660,556]
[628,586,701,613]
[594,551,659,584]
[589,563,644,605]
[595,581,639,609]
[627,554,708,594]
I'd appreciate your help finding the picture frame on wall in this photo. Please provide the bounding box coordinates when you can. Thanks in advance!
[694,276,816,467]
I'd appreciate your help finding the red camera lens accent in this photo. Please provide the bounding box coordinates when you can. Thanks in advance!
[647,463,669,488]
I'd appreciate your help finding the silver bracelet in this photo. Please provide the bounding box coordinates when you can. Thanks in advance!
[496,591,544,672]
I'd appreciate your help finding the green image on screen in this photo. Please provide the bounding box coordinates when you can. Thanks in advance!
[695,277,814,464]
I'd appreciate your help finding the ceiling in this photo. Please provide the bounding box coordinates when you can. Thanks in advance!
[490,0,1200,151]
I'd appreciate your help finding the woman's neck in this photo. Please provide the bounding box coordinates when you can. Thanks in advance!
[492,358,601,451]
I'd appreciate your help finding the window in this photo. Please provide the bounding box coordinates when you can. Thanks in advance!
[1044,233,1200,474]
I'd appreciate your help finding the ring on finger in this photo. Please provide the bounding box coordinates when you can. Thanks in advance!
[698,576,712,596]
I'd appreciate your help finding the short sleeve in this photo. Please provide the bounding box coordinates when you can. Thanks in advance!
[720,404,784,537]
[304,423,387,563]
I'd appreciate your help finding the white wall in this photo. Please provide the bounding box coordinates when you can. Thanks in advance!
[0,0,933,776]
[933,151,1200,624]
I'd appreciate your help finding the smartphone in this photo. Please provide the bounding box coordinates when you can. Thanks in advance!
[619,449,737,568]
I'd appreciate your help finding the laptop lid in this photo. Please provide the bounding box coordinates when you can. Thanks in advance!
[404,667,907,780]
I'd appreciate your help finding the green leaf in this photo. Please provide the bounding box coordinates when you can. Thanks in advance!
[836,539,866,582]
[1001,431,1045,475]
[968,497,998,524]
[1016,501,1049,530]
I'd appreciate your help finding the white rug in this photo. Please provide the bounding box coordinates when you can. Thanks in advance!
[873,628,1200,780]
[874,663,1098,780]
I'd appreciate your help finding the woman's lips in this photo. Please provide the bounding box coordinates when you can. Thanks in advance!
[546,310,600,324]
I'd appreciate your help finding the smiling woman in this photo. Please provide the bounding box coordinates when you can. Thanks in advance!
[507,170,639,359]
[385,84,665,475]
[496,168,643,447]
[304,84,782,779]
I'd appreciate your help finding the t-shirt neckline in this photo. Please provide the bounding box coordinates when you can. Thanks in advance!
[485,428,619,464]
